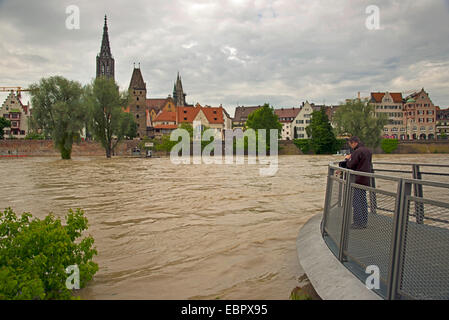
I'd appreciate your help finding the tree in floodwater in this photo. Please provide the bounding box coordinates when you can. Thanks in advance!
[29,76,86,159]
[333,99,388,148]
[84,77,133,158]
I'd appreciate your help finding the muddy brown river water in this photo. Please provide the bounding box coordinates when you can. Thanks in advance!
[1,154,448,299]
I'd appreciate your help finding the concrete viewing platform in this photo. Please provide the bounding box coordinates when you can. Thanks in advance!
[296,213,382,300]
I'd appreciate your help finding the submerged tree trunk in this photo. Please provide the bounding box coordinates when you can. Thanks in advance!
[106,139,112,158]
[56,137,72,160]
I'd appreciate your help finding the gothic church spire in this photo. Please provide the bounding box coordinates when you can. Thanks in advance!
[96,15,115,79]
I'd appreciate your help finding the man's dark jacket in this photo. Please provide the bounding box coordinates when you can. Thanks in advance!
[346,144,373,186]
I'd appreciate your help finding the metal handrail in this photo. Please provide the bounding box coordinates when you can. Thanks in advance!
[321,162,449,300]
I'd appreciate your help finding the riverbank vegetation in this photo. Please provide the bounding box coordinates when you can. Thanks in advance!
[28,76,137,160]
[0,208,98,300]
[294,108,345,154]
[333,100,388,148]
[29,76,86,160]
[84,77,136,158]
[246,103,283,151]
[380,139,399,154]
[0,118,11,140]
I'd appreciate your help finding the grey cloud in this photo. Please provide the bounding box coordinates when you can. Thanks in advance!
[1,0,449,112]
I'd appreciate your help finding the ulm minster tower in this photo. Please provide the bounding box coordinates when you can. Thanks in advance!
[95,15,191,138]
[96,15,114,79]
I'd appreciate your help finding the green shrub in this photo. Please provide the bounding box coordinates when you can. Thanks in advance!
[293,139,311,154]
[381,139,399,154]
[0,208,98,300]
[24,132,46,140]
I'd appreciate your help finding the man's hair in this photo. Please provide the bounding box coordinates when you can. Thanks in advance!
[348,136,361,144]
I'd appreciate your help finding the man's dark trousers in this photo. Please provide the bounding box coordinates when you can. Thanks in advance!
[353,188,368,227]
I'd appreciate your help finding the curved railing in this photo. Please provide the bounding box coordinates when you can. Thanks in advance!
[321,162,449,300]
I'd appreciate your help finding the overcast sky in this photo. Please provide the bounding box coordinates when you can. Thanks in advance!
[1,0,449,116]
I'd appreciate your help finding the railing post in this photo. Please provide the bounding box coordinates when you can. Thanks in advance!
[322,166,335,236]
[370,167,377,215]
[387,180,411,300]
[338,172,354,262]
[412,165,424,224]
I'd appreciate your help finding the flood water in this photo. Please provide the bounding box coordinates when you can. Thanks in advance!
[1,154,448,299]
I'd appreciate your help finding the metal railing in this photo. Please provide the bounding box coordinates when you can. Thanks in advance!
[321,162,449,300]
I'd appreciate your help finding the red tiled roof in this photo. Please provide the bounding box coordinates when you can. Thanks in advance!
[371,92,403,104]
[274,108,300,122]
[390,93,403,103]
[177,106,200,123]
[233,106,262,122]
[176,106,225,124]
[154,111,176,122]
[200,107,224,124]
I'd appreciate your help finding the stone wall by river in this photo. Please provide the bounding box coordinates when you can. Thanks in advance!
[1,139,449,157]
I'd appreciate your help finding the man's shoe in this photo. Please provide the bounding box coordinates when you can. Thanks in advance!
[350,224,367,229]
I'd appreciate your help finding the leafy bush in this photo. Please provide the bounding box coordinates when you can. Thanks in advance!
[0,208,98,300]
[293,139,311,154]
[381,139,399,154]
[25,132,46,140]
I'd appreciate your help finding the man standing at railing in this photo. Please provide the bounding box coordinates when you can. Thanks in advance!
[345,136,373,229]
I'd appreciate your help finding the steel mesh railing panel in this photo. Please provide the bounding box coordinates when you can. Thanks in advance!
[345,186,397,298]
[399,198,449,300]
[321,162,449,300]
[324,178,345,252]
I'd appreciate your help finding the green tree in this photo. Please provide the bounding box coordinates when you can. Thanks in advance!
[306,108,340,154]
[29,76,86,159]
[245,103,282,149]
[380,139,399,154]
[0,207,98,300]
[84,77,132,158]
[0,117,11,139]
[125,116,138,140]
[333,100,388,148]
